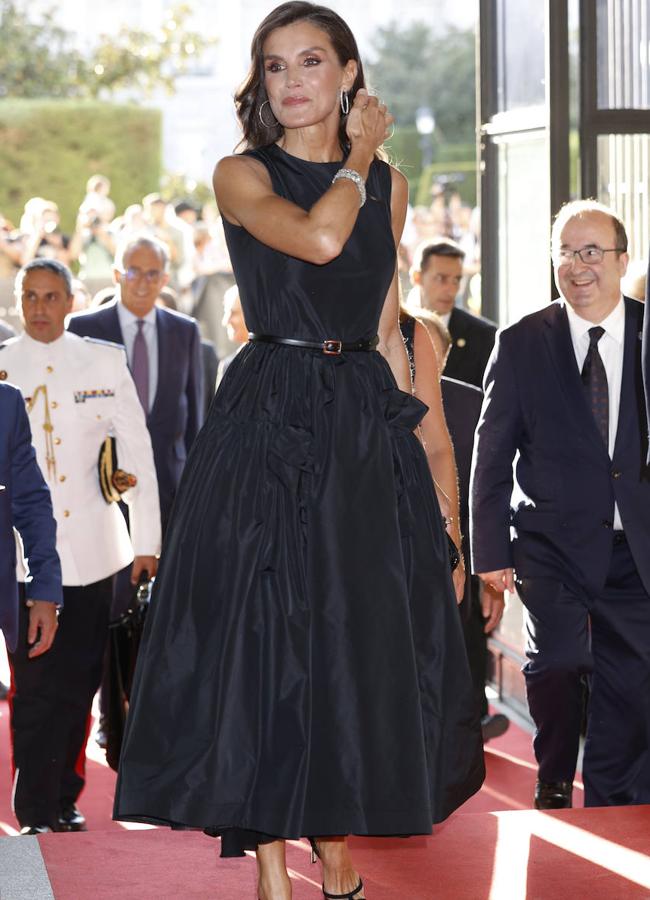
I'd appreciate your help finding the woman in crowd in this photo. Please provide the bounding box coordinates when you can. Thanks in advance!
[114,4,483,898]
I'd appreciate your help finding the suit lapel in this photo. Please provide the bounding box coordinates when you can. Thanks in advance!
[449,307,465,339]
[542,300,610,458]
[98,301,125,344]
[149,307,168,420]
[612,297,646,462]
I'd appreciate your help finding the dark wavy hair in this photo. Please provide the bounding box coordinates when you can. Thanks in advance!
[234,1,366,153]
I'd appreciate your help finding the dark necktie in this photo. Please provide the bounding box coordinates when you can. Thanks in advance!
[581,325,609,447]
[132,319,150,413]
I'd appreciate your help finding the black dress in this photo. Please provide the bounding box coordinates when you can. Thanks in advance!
[113,144,484,854]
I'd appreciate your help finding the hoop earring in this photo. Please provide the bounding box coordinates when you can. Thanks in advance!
[258,100,279,128]
[340,90,349,115]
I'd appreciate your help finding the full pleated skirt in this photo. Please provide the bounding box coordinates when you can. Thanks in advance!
[113,343,484,841]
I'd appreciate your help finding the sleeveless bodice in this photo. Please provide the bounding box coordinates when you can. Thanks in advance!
[222,144,396,341]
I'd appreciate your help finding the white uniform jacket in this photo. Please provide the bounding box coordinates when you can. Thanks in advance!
[0,332,161,586]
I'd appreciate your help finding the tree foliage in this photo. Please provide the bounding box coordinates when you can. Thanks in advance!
[0,0,214,100]
[0,0,84,98]
[367,22,476,144]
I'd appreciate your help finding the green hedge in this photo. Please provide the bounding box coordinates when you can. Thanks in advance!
[0,100,162,232]
[416,160,477,208]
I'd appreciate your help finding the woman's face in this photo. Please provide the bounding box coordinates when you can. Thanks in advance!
[262,20,356,132]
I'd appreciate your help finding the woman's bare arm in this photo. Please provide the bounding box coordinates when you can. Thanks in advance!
[214,91,392,265]
[377,166,411,393]
[412,321,460,536]
[412,319,465,602]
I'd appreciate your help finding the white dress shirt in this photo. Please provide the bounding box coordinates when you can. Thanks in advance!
[565,297,625,529]
[116,302,158,411]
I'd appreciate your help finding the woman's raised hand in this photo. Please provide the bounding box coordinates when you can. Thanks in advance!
[346,88,394,153]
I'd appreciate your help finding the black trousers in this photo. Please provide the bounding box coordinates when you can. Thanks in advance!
[519,535,650,807]
[9,578,112,828]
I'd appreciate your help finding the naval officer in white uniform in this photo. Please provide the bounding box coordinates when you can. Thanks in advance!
[0,258,161,835]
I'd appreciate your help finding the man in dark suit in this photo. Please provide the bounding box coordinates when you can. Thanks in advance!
[0,382,61,671]
[411,237,496,387]
[68,236,203,531]
[471,200,650,810]
[640,237,650,850]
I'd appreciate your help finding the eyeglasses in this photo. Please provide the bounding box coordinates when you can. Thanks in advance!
[555,246,624,266]
[119,267,164,283]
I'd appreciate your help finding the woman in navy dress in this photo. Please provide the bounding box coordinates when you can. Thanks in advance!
[114,4,484,898]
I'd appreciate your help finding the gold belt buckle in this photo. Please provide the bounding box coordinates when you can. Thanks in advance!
[322,339,343,355]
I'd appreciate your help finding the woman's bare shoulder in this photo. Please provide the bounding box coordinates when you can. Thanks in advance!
[214,152,270,185]
[213,153,274,224]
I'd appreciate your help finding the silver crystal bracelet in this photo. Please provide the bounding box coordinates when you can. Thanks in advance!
[332,168,366,208]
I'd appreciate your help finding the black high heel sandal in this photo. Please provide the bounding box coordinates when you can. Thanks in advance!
[308,838,364,899]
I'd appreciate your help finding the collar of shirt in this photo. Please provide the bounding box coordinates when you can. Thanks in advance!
[565,295,625,349]
[21,331,69,354]
[116,301,157,333]
[439,311,452,328]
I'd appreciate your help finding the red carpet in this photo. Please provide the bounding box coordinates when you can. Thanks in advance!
[5,700,647,899]
[25,807,650,899]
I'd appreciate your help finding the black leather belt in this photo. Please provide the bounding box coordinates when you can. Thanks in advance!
[248,333,379,356]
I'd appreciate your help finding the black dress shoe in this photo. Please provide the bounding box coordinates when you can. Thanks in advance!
[20,825,53,835]
[534,780,573,809]
[481,713,510,743]
[58,803,87,832]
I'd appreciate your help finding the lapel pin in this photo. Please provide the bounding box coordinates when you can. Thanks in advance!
[456,338,466,348]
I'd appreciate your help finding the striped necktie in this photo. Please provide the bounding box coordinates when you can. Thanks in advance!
[132,319,150,413]
[581,325,609,447]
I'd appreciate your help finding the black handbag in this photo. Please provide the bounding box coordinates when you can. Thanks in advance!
[446,532,461,572]
[104,578,151,771]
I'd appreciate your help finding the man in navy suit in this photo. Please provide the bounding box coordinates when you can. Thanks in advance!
[0,382,61,665]
[471,200,650,809]
[411,238,497,387]
[643,244,650,450]
[68,236,203,531]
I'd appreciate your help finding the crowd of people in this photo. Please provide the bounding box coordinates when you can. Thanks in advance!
[1,2,650,898]
[0,176,485,337]
[0,178,234,337]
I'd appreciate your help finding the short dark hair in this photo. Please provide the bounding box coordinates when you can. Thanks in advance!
[15,258,73,297]
[412,237,465,274]
[174,200,198,216]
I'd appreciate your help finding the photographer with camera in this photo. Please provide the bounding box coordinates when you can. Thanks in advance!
[20,199,71,267]
[68,207,116,286]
